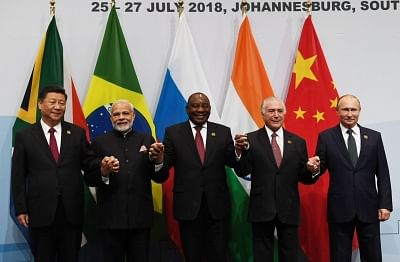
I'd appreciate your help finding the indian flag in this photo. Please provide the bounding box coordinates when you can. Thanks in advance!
[221,14,275,262]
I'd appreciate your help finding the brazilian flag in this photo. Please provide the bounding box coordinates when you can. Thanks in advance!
[82,6,167,256]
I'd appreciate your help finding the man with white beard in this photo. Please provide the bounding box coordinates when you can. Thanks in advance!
[85,99,167,262]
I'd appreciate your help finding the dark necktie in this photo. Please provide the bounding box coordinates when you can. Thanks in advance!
[194,126,205,164]
[347,129,358,167]
[271,132,282,167]
[49,127,59,163]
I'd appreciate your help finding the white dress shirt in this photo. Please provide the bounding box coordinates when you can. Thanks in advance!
[189,120,207,150]
[340,124,361,157]
[265,126,284,157]
[40,119,62,152]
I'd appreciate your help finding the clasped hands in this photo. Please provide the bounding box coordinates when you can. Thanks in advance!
[234,133,321,173]
[307,156,320,174]
[100,142,164,177]
[148,142,164,164]
[234,134,249,156]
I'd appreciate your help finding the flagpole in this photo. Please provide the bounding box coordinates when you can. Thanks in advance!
[306,0,312,15]
[50,0,56,16]
[240,0,249,16]
[178,0,184,17]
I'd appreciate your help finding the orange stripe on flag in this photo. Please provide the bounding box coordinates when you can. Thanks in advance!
[231,16,275,128]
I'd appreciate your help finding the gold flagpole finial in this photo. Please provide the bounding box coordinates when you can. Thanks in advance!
[240,0,250,16]
[306,0,312,15]
[50,0,56,16]
[111,0,116,7]
[178,0,184,17]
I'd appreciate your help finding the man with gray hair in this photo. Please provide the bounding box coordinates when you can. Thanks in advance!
[234,96,319,262]
[85,99,167,262]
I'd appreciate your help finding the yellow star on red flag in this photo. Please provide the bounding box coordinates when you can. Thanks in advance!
[312,110,325,123]
[293,50,317,89]
[330,97,338,109]
[294,107,307,119]
[284,15,344,262]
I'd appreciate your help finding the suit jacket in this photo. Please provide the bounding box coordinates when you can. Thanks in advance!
[11,121,98,227]
[235,127,315,225]
[316,124,392,223]
[85,130,168,229]
[163,121,236,221]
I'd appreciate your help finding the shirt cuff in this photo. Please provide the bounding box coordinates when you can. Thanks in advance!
[155,163,163,172]
[102,175,110,185]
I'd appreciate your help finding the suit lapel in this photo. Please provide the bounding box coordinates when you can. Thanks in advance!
[204,122,217,165]
[333,125,354,168]
[258,128,277,167]
[59,122,73,164]
[281,130,295,167]
[32,123,56,163]
[358,125,368,167]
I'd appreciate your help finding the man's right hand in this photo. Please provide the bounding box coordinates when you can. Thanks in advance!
[101,156,120,177]
[234,134,249,156]
[17,214,29,228]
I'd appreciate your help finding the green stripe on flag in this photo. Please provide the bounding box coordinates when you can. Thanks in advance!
[93,7,142,94]
[83,5,162,215]
[226,167,253,262]
[39,17,63,88]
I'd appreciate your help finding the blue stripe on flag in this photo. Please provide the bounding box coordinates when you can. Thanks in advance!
[154,69,188,141]
[0,243,30,252]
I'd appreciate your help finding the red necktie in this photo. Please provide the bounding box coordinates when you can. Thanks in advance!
[194,126,205,164]
[271,132,282,167]
[49,127,59,163]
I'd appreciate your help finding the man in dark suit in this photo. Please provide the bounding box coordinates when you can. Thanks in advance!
[234,96,318,262]
[310,94,392,262]
[84,99,167,262]
[162,92,237,262]
[11,85,104,262]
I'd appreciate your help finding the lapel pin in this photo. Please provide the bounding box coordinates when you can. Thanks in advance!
[287,140,292,144]
[211,132,216,137]
[363,135,368,140]
[66,130,71,135]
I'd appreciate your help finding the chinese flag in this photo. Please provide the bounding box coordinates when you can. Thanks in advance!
[284,15,355,262]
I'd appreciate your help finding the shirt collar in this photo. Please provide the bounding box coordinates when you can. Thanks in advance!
[114,128,133,137]
[264,126,283,138]
[189,120,208,129]
[340,123,360,136]
[40,119,62,134]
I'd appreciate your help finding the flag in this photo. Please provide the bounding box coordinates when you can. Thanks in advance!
[10,15,89,254]
[154,12,219,255]
[221,14,275,262]
[284,15,345,262]
[81,7,168,250]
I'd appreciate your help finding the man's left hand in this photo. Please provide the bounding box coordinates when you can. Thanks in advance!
[149,142,164,164]
[378,208,391,221]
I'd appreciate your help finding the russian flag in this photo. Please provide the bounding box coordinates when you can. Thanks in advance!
[154,12,220,253]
